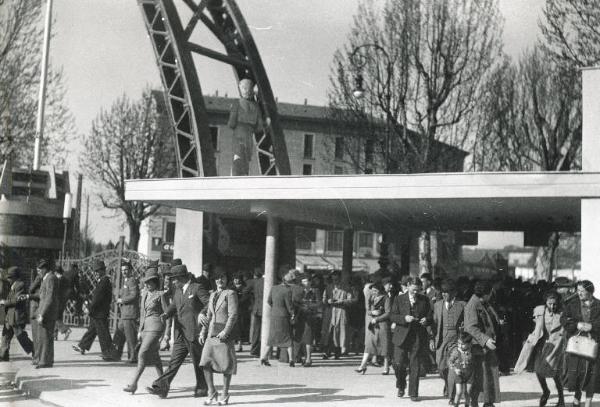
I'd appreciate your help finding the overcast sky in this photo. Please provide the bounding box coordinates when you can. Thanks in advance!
[48,0,544,245]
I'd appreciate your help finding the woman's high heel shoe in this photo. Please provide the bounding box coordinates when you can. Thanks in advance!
[63,327,72,340]
[355,366,367,375]
[218,394,230,405]
[381,368,390,375]
[204,391,219,405]
[260,359,271,366]
[123,384,137,394]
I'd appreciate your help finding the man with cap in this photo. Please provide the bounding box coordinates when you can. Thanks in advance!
[35,258,59,368]
[147,263,210,398]
[28,263,43,365]
[73,259,116,360]
[0,267,34,361]
[112,259,140,363]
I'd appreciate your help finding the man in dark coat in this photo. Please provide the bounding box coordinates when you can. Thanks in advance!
[73,260,115,360]
[36,259,59,368]
[148,264,210,399]
[245,267,264,357]
[0,267,34,360]
[112,260,140,362]
[389,276,433,402]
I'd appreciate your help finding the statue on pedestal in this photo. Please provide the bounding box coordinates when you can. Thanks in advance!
[227,79,267,176]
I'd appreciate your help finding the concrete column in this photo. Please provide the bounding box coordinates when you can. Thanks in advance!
[173,208,203,277]
[260,215,279,360]
[581,67,600,289]
[342,228,353,283]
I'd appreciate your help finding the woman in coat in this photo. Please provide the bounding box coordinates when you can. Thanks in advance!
[560,280,600,407]
[200,270,238,405]
[355,281,391,375]
[266,271,295,366]
[515,290,565,407]
[123,267,165,394]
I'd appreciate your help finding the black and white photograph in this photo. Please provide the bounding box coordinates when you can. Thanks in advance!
[0,0,598,406]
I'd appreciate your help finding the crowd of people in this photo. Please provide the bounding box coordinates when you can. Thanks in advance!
[0,256,599,407]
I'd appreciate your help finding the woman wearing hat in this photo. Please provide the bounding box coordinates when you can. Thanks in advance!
[199,270,238,405]
[123,267,166,394]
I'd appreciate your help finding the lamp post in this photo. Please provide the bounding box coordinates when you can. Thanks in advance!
[349,44,394,274]
[348,43,393,175]
[60,192,72,266]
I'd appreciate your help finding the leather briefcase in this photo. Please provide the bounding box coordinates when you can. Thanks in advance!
[566,332,598,360]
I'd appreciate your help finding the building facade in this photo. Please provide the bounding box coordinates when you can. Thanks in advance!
[139,94,467,275]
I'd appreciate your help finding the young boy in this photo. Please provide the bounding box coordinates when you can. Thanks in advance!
[448,332,474,407]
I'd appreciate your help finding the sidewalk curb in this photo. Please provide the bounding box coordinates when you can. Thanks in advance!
[15,368,63,407]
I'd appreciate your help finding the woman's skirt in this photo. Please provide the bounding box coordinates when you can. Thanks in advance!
[534,338,561,378]
[564,353,600,394]
[268,316,292,347]
[200,337,237,375]
[138,330,162,366]
[364,322,390,356]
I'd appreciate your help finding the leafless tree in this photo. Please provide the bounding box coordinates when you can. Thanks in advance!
[80,89,176,250]
[328,0,503,274]
[0,0,72,167]
[472,46,581,281]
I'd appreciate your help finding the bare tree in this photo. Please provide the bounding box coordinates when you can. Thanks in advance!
[0,0,72,167]
[80,89,176,250]
[328,0,503,274]
[540,0,600,68]
[473,46,581,281]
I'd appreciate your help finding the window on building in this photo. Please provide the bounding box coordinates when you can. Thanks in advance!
[296,227,316,250]
[358,232,373,248]
[210,126,219,151]
[303,164,312,175]
[335,137,344,160]
[334,166,343,175]
[164,221,176,243]
[326,230,343,252]
[303,134,314,159]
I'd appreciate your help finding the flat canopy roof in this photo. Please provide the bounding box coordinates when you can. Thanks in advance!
[125,172,600,233]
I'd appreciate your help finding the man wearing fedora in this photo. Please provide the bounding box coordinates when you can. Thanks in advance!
[148,263,210,398]
[112,260,140,363]
[73,259,116,360]
[28,263,43,365]
[36,258,59,368]
[0,267,34,361]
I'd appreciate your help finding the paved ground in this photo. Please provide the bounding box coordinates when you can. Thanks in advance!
[0,327,589,406]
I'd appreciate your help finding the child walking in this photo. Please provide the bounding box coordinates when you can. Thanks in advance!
[448,332,474,407]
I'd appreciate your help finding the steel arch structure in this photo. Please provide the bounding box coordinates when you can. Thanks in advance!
[138,0,291,177]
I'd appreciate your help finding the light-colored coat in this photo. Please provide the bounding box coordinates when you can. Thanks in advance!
[202,289,238,339]
[515,305,564,374]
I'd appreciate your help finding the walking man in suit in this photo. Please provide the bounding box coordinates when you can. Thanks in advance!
[0,267,34,360]
[73,260,116,360]
[112,260,140,362]
[433,279,465,400]
[245,267,264,357]
[28,267,43,365]
[147,264,210,398]
[390,276,433,402]
[36,259,59,368]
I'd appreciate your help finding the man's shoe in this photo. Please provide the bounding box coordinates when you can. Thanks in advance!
[146,386,158,395]
[72,345,85,355]
[397,390,405,398]
[101,355,117,362]
[411,396,420,402]
[36,364,52,369]
[194,388,208,398]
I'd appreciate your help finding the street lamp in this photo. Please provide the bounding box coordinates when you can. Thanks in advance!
[61,192,72,265]
[348,43,393,175]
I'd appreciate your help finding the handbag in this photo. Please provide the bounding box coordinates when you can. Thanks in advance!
[566,331,598,360]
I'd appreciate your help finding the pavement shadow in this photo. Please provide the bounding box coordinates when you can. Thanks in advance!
[17,375,108,392]
[499,391,544,402]
[169,383,384,404]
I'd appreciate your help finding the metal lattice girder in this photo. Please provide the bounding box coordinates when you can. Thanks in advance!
[138,0,291,176]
